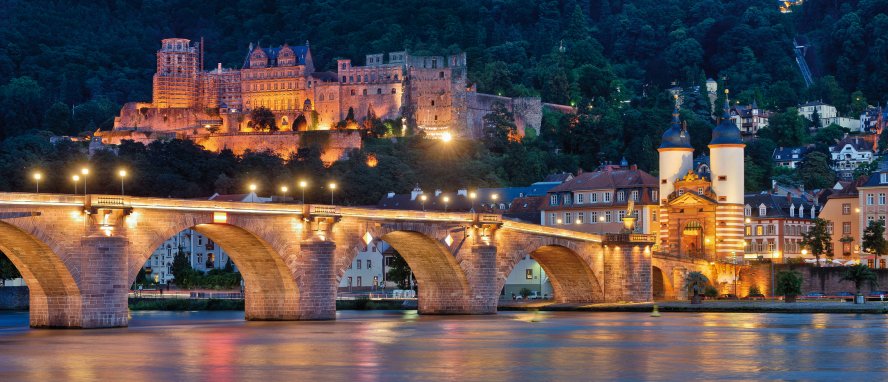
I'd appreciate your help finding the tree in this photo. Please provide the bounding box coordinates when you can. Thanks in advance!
[775,270,803,303]
[758,108,809,146]
[0,251,21,286]
[0,76,46,139]
[797,152,836,190]
[683,271,709,304]
[482,102,518,153]
[801,218,834,266]
[170,248,192,286]
[249,107,277,132]
[862,220,888,263]
[853,160,878,179]
[385,251,413,290]
[841,264,878,299]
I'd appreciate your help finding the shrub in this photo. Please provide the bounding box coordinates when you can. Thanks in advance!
[703,285,718,298]
[775,270,803,303]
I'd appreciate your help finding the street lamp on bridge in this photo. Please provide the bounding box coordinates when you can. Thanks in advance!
[280,185,289,201]
[329,182,337,205]
[118,169,127,196]
[420,194,427,211]
[299,180,308,204]
[80,168,89,194]
[72,175,80,195]
[32,172,42,194]
[248,183,258,203]
[443,196,450,212]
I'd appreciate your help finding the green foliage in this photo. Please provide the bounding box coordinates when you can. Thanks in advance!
[481,102,518,153]
[385,252,412,290]
[0,251,21,283]
[249,107,277,132]
[862,220,888,257]
[683,271,709,297]
[170,248,191,285]
[758,108,809,147]
[519,288,532,299]
[801,218,834,265]
[775,270,803,301]
[797,152,836,190]
[853,160,879,179]
[842,264,878,295]
[748,285,762,296]
[703,285,718,298]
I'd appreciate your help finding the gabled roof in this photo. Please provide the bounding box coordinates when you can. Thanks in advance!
[828,176,867,199]
[829,136,874,153]
[772,146,811,161]
[668,191,718,206]
[246,44,309,68]
[542,173,574,183]
[744,193,816,219]
[548,167,657,193]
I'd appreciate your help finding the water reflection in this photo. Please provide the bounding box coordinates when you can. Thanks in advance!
[0,311,887,380]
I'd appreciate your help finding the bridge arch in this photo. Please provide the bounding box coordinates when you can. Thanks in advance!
[334,222,475,314]
[128,214,300,320]
[528,244,602,303]
[0,220,82,328]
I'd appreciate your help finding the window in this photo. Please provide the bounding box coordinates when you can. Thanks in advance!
[843,203,851,215]
[767,225,776,235]
[590,211,599,223]
[605,211,613,222]
[565,213,572,224]
[578,212,585,223]
[882,173,887,183]
[618,210,625,221]
[356,260,361,269]
[652,210,657,222]
[745,206,751,216]
[790,205,795,217]
[577,194,584,204]
[652,190,658,200]
[880,193,886,205]
[767,241,775,253]
[357,277,362,287]
[843,222,851,234]
[697,187,704,195]
[617,191,625,202]
[745,226,752,235]
[799,207,805,218]
[868,193,875,205]
[550,195,558,205]
[439,71,445,78]
[759,205,767,216]
[678,189,685,196]
[391,88,397,94]
[367,260,372,269]
[347,277,352,286]
[756,225,763,235]
[718,176,727,181]
[603,192,611,202]
[549,213,556,225]
[591,193,598,203]
[362,89,367,95]
[431,100,435,106]
[350,89,356,96]
[631,190,639,201]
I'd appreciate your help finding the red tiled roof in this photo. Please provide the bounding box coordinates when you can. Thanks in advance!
[548,167,657,193]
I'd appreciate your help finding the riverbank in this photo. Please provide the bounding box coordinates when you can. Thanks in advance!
[498,300,888,313]
[127,297,415,311]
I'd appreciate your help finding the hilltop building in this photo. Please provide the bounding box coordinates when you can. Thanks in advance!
[101,38,557,158]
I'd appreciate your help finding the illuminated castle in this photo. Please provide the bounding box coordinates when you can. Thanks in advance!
[657,94,746,261]
[112,38,547,141]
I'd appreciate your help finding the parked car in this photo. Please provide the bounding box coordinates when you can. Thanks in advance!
[717,294,739,300]
[744,293,766,300]
[801,292,826,299]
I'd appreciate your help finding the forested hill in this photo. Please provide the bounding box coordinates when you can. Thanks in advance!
[0,1,885,180]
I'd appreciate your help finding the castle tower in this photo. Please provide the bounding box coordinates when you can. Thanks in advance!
[709,90,746,258]
[657,100,693,247]
[153,38,199,108]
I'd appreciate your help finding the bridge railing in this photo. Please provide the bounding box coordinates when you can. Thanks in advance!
[604,233,656,243]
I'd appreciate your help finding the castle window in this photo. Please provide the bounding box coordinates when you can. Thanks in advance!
[880,193,886,205]
[718,196,726,202]
[377,88,382,94]
[745,226,751,235]
[349,76,354,82]
[363,89,368,95]
[790,205,795,217]
[342,76,346,83]
[391,88,397,94]
[351,89,356,96]
[431,100,435,106]
[661,179,667,184]
[439,71,444,78]
[394,74,399,80]
[319,94,324,101]
[591,211,599,222]
[578,212,585,223]
[434,115,438,121]
[651,190,658,200]
[881,173,887,184]
[364,75,368,82]
[767,225,776,235]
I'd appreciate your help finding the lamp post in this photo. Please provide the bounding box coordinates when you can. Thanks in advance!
[420,194,427,211]
[491,193,499,211]
[299,180,307,204]
[469,191,477,212]
[32,172,42,194]
[599,215,605,234]
[280,186,289,201]
[249,183,257,203]
[80,168,89,194]
[72,175,80,195]
[329,182,336,205]
[443,196,450,212]
[118,169,127,196]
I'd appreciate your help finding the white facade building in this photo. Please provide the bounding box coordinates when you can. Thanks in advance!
[798,102,838,126]
[339,241,389,291]
[145,229,233,284]
[829,136,875,180]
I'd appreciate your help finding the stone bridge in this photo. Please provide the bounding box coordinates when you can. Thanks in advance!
[0,193,653,328]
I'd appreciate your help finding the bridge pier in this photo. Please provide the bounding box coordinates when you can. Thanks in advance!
[602,234,654,303]
[288,238,336,320]
[418,244,498,315]
[77,236,130,328]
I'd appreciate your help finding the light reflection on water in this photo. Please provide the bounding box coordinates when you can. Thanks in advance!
[0,310,887,381]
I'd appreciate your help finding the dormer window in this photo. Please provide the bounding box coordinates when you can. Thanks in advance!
[744,205,751,216]
[881,173,887,184]
[759,205,767,217]
[549,195,558,206]
[617,191,625,202]
[799,207,804,218]
[790,205,795,217]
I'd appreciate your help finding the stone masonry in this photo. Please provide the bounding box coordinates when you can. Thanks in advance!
[0,193,653,328]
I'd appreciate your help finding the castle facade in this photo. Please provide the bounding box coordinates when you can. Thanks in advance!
[112,38,546,141]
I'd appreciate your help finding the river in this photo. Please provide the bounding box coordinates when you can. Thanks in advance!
[0,310,885,381]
